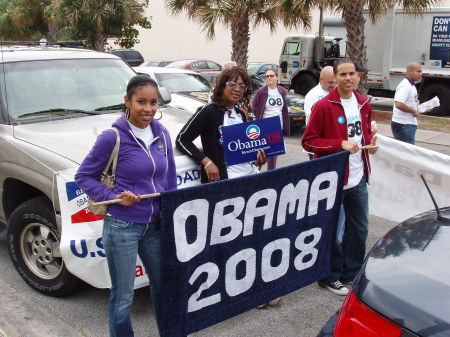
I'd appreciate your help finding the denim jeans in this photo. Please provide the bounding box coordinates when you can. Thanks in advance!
[320,176,369,284]
[102,215,162,337]
[391,121,417,145]
[336,204,345,244]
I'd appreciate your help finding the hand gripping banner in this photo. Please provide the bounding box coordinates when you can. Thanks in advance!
[159,152,348,336]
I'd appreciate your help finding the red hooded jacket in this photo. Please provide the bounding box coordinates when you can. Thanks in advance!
[301,88,374,185]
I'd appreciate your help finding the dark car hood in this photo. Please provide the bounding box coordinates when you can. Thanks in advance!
[355,207,450,336]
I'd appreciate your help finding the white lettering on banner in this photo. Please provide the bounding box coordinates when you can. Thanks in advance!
[211,197,245,246]
[173,172,338,263]
[243,189,277,236]
[277,179,309,226]
[225,248,257,296]
[261,238,290,282]
[308,172,338,216]
[187,229,322,313]
[188,262,221,312]
[228,138,268,152]
[174,199,209,263]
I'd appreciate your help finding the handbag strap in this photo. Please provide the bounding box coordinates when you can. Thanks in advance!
[101,127,120,180]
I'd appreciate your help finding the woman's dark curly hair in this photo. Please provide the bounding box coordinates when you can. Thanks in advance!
[212,66,252,112]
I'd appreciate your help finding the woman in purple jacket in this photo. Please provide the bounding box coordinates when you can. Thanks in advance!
[75,75,177,337]
[252,68,290,170]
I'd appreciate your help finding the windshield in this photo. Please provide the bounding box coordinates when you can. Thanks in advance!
[1,58,136,122]
[154,72,212,93]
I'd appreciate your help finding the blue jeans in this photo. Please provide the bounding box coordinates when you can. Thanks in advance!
[391,121,417,145]
[320,177,369,284]
[102,215,162,337]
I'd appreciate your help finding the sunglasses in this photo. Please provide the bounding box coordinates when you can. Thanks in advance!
[265,74,276,78]
[226,81,247,91]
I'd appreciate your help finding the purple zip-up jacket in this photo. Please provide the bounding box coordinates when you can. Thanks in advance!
[75,115,177,224]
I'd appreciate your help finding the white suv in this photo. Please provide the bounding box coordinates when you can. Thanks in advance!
[0,46,199,296]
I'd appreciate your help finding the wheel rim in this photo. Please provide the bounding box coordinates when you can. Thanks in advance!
[19,222,63,280]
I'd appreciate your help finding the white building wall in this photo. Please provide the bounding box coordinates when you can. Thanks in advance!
[131,1,450,67]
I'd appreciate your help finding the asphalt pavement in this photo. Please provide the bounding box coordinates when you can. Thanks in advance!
[0,123,448,337]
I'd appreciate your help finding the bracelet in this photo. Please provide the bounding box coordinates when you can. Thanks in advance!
[204,160,213,169]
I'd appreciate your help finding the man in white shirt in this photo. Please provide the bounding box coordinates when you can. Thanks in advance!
[391,62,422,145]
[304,66,336,125]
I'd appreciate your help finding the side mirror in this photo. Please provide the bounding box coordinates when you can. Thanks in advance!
[280,61,287,73]
[158,87,172,105]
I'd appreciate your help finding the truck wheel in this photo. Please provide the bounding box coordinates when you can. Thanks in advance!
[420,83,450,116]
[7,196,83,297]
[294,74,317,96]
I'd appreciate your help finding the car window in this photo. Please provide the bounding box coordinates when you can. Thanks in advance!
[283,42,301,56]
[154,73,212,93]
[206,61,221,70]
[167,60,193,68]
[1,58,135,122]
[247,64,259,74]
[192,61,207,70]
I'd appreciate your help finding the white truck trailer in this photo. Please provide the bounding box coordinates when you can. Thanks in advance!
[278,6,450,116]
[365,6,450,116]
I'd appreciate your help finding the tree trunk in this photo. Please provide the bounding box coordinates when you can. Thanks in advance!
[93,25,105,52]
[47,23,59,43]
[231,15,250,69]
[342,1,368,94]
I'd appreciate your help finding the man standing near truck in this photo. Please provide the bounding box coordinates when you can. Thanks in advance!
[302,58,378,296]
[391,62,422,145]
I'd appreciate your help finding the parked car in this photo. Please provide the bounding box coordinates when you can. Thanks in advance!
[317,204,450,337]
[0,45,199,297]
[247,62,278,76]
[134,66,212,113]
[109,49,144,66]
[141,60,174,67]
[166,59,222,73]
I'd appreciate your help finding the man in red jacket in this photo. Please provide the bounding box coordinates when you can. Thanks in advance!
[302,58,378,296]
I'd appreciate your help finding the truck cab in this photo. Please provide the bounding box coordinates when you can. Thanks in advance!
[278,35,342,95]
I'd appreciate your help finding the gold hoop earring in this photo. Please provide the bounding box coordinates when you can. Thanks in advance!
[125,107,130,120]
[154,110,163,120]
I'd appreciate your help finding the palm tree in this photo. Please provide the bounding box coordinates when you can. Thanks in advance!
[165,0,313,68]
[57,0,150,51]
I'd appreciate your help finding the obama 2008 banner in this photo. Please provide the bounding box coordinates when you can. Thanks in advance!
[159,152,348,337]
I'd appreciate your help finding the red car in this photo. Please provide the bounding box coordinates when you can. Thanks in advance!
[166,59,222,73]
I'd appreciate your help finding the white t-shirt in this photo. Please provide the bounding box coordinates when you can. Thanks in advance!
[341,94,364,189]
[223,108,259,179]
[128,122,154,149]
[392,78,418,125]
[263,87,283,128]
[304,84,330,125]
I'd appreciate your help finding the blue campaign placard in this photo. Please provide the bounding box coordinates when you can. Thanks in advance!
[221,116,286,166]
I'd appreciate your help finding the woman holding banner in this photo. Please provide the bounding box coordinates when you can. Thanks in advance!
[176,66,266,183]
[75,75,177,337]
[176,67,283,308]
[252,68,290,170]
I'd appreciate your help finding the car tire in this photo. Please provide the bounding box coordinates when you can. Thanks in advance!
[294,74,317,96]
[7,196,83,297]
[419,83,450,116]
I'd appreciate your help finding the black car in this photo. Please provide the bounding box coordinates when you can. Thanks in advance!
[109,49,144,67]
[317,204,450,337]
